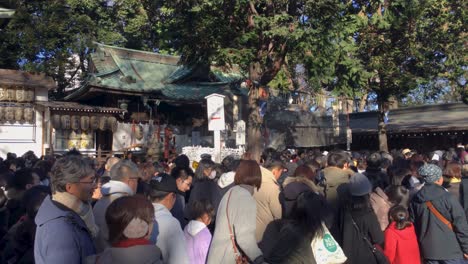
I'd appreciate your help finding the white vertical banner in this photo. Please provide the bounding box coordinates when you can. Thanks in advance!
[205,93,225,162]
[205,93,226,131]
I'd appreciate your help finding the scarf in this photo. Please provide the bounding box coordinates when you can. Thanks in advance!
[112,238,151,248]
[52,191,99,237]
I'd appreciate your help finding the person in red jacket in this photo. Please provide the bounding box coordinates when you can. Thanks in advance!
[384,205,421,264]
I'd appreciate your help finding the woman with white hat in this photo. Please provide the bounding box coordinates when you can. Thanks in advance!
[86,195,162,264]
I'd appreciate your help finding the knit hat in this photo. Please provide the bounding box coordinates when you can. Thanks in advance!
[349,173,372,196]
[418,163,442,183]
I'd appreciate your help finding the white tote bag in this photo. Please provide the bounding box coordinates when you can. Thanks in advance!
[311,223,347,264]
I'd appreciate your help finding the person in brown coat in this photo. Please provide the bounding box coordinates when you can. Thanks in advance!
[253,160,284,242]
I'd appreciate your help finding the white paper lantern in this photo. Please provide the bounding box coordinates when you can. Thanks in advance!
[61,115,71,130]
[25,89,35,102]
[24,107,34,123]
[99,116,107,131]
[71,116,80,131]
[81,116,90,131]
[14,107,23,122]
[90,116,99,131]
[5,107,15,122]
[107,116,117,132]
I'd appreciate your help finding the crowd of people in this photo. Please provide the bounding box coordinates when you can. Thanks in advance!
[0,144,467,264]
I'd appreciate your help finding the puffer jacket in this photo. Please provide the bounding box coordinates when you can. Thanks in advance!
[34,196,96,264]
[409,183,468,260]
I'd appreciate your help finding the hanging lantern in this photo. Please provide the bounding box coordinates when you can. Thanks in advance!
[16,87,26,102]
[52,114,61,129]
[14,107,23,122]
[107,116,117,132]
[61,115,71,130]
[135,124,144,140]
[6,86,16,101]
[80,116,90,131]
[5,107,15,122]
[25,89,35,102]
[90,116,99,130]
[0,85,7,101]
[98,116,107,131]
[0,106,4,121]
[71,115,80,131]
[24,108,34,123]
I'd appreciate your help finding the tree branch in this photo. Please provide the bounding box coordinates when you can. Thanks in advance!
[249,1,259,15]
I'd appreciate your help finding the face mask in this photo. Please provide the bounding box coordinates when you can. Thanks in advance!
[208,170,217,180]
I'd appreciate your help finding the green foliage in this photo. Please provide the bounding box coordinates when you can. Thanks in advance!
[0,0,464,111]
[347,0,467,105]
[0,1,97,95]
[161,0,311,84]
[0,0,165,95]
[268,67,292,92]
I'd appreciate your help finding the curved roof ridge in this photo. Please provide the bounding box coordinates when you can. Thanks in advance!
[93,42,180,64]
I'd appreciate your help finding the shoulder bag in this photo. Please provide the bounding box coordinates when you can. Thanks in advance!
[425,201,454,231]
[350,215,389,264]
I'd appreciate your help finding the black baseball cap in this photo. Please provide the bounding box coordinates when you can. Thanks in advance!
[149,173,178,193]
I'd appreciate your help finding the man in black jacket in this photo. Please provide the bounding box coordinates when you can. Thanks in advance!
[410,163,468,264]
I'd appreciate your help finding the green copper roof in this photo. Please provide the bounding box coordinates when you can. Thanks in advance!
[65,43,244,101]
[162,83,234,100]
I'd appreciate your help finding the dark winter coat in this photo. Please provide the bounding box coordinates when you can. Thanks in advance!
[2,188,26,229]
[341,207,384,264]
[364,167,390,190]
[409,183,468,260]
[460,176,468,219]
[171,193,187,228]
[1,217,35,264]
[260,220,316,264]
[34,196,96,264]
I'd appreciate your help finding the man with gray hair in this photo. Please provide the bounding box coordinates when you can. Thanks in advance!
[34,155,97,264]
[102,156,120,177]
[93,159,140,252]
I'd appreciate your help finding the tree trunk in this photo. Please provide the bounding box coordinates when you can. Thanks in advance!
[246,63,264,162]
[377,101,388,152]
[388,96,399,109]
[359,92,368,112]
